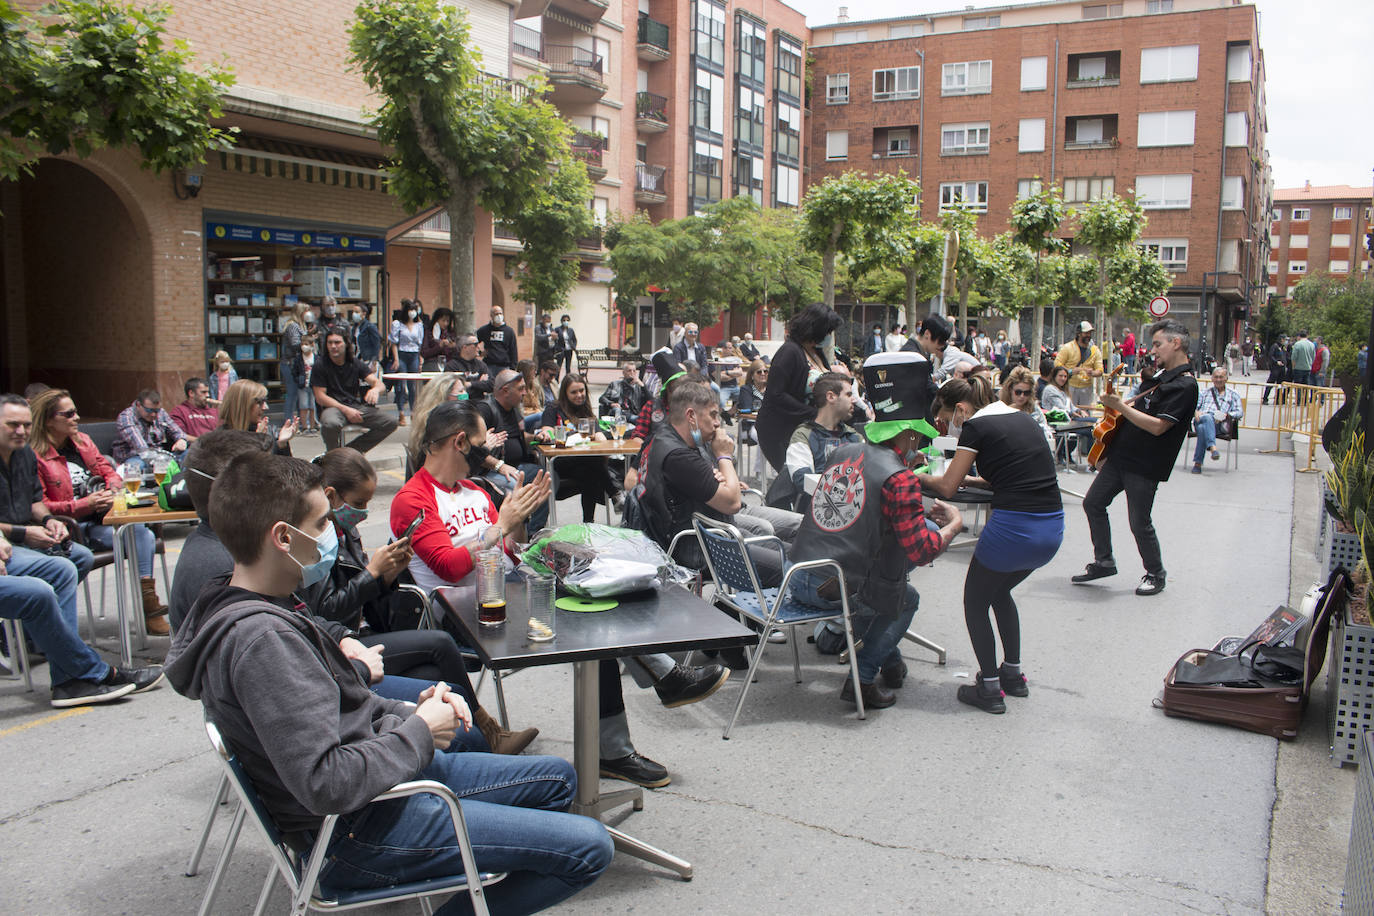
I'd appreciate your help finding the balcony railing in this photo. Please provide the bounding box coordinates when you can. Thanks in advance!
[494,222,520,241]
[571,131,607,176]
[576,227,604,250]
[513,24,542,60]
[637,14,669,53]
[635,163,666,194]
[546,44,605,84]
[635,91,668,124]
[1064,137,1120,150]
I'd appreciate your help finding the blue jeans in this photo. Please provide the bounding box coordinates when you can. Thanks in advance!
[719,383,740,412]
[280,360,300,417]
[790,568,919,683]
[85,521,153,578]
[395,350,420,415]
[4,548,109,686]
[316,751,612,916]
[1193,414,1218,464]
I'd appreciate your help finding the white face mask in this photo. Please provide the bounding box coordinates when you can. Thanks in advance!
[218,362,230,372]
[303,311,315,323]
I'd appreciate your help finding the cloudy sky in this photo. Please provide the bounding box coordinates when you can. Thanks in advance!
[784,0,1373,193]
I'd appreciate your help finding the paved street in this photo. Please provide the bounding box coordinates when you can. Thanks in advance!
[0,386,1356,914]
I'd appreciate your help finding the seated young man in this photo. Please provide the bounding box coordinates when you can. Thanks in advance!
[166,450,612,910]
[395,400,729,788]
[769,372,864,513]
[312,329,398,454]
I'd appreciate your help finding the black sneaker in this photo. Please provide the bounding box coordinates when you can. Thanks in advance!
[879,658,908,689]
[654,664,730,708]
[104,664,165,694]
[1071,562,1118,584]
[600,752,671,788]
[999,665,1029,698]
[50,678,136,709]
[1135,574,1166,596]
[957,681,1006,714]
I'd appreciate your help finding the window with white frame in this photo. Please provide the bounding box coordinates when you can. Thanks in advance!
[1021,56,1047,91]
[940,181,989,212]
[1138,110,1195,147]
[1018,178,1044,199]
[1064,176,1115,204]
[942,60,992,95]
[941,121,990,154]
[1289,261,1307,274]
[775,163,800,206]
[1220,240,1240,272]
[826,73,849,104]
[1147,0,1173,12]
[1331,260,1351,273]
[1289,234,1309,248]
[1082,3,1123,18]
[1268,261,1279,275]
[1333,233,1352,248]
[873,66,920,100]
[887,128,912,156]
[963,14,999,29]
[1224,112,1248,147]
[1292,208,1311,221]
[1272,207,1283,221]
[1222,176,1244,209]
[1227,45,1252,82]
[832,29,868,44]
[1270,233,1281,248]
[888,23,924,39]
[1018,118,1046,152]
[1135,174,1192,209]
[592,196,610,226]
[825,130,849,161]
[1139,238,1188,271]
[1334,206,1354,220]
[1140,45,1198,83]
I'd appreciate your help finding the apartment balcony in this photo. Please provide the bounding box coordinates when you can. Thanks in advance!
[1066,51,1121,89]
[637,14,670,62]
[493,221,522,252]
[571,131,608,180]
[1064,137,1120,151]
[1063,114,1119,150]
[548,0,607,23]
[576,227,604,252]
[634,163,668,205]
[513,24,543,62]
[546,45,607,103]
[635,92,669,133]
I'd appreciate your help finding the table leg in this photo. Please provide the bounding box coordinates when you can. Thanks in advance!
[570,659,691,880]
[545,455,560,527]
[124,526,147,650]
[902,630,947,665]
[111,525,133,667]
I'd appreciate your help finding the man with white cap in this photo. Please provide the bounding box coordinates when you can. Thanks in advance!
[787,352,963,710]
[1055,321,1104,409]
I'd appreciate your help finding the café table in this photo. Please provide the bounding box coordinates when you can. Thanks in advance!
[1050,420,1097,470]
[104,496,199,665]
[436,583,756,880]
[534,440,640,526]
[381,371,448,383]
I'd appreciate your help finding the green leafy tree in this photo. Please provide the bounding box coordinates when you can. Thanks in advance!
[941,208,1012,334]
[753,207,821,324]
[506,158,595,318]
[848,207,944,332]
[1257,295,1290,350]
[1290,274,1374,379]
[351,0,573,332]
[1074,193,1152,339]
[1009,186,1067,351]
[800,171,915,307]
[0,0,234,183]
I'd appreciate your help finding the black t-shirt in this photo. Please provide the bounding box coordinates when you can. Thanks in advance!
[476,399,534,466]
[957,403,1062,513]
[0,445,42,525]
[312,355,372,407]
[477,322,518,367]
[447,355,490,387]
[662,440,720,512]
[1108,363,1196,481]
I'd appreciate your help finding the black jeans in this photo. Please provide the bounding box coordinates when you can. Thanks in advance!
[1082,456,1164,578]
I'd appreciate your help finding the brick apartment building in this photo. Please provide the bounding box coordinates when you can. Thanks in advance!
[806,0,1272,359]
[0,0,806,413]
[1268,183,1373,300]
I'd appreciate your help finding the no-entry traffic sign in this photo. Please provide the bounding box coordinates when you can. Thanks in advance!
[1147,296,1170,318]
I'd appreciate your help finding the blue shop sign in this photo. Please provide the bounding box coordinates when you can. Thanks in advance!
[206,222,384,253]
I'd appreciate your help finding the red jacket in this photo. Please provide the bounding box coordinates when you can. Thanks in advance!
[35,432,121,520]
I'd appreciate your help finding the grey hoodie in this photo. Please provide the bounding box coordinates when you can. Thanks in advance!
[165,582,434,832]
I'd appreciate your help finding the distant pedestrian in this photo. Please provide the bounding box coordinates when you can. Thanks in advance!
[1262,336,1288,405]
[1240,336,1254,376]
[555,314,579,377]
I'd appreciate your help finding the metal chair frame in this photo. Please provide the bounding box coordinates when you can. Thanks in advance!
[1180,421,1240,472]
[689,513,866,739]
[0,618,34,692]
[196,719,503,916]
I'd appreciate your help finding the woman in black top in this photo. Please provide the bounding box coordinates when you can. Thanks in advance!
[756,304,843,470]
[534,374,614,522]
[922,376,1064,715]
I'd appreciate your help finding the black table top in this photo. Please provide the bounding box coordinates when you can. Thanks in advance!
[435,584,758,670]
[948,486,994,505]
[1051,421,1097,434]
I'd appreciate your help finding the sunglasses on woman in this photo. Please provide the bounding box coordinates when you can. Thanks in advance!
[1012,388,1031,397]
[54,408,79,418]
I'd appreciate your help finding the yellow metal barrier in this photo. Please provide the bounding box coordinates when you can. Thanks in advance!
[1267,383,1345,471]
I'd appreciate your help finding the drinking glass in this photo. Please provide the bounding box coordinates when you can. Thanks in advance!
[577,418,592,438]
[151,457,170,487]
[476,535,507,627]
[121,464,142,499]
[525,571,556,642]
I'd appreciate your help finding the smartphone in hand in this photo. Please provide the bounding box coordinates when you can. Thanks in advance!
[401,509,425,540]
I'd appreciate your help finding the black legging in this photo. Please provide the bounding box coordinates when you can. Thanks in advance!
[359,629,479,709]
[963,556,1034,678]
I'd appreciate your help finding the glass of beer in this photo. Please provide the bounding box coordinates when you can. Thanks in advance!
[151,457,170,487]
[476,537,507,627]
[122,464,142,496]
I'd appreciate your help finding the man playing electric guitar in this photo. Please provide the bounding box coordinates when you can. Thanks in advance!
[1070,319,1196,597]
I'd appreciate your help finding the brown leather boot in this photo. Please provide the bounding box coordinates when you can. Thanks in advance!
[140,577,170,636]
[473,705,539,755]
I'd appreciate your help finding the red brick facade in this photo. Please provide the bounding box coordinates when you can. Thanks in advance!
[1270,185,1373,299]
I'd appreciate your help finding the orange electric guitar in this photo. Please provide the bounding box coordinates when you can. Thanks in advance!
[1087,364,1128,469]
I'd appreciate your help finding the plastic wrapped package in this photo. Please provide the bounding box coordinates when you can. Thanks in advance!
[521,523,693,597]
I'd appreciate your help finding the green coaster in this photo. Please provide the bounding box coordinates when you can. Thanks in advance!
[555,597,619,613]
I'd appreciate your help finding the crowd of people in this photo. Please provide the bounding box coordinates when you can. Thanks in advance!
[2,301,1229,913]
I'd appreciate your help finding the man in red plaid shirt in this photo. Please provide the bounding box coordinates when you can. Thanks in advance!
[789,351,963,710]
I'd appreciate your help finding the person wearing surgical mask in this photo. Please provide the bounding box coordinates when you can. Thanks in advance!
[920,375,1063,715]
[209,349,238,403]
[280,302,314,425]
[389,301,425,426]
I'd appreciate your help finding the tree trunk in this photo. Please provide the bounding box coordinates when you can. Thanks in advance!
[905,269,919,334]
[958,277,970,341]
[1031,252,1045,363]
[1096,259,1107,354]
[822,249,836,308]
[448,185,480,334]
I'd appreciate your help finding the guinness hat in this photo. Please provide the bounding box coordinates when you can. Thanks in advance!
[861,351,938,444]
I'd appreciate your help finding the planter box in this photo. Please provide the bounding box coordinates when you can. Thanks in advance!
[1329,608,1374,766]
[1345,731,1374,907]
[1327,516,1362,579]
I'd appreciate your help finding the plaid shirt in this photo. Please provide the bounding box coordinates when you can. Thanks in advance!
[632,399,657,441]
[881,468,944,567]
[113,403,187,463]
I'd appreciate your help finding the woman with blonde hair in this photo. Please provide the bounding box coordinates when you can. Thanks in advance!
[406,372,463,475]
[208,350,238,403]
[999,364,1054,450]
[218,379,296,455]
[516,359,544,430]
